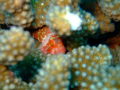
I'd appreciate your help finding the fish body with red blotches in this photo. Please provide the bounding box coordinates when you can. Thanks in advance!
[31,26,66,54]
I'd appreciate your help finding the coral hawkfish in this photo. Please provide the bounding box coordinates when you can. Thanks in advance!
[31,26,66,54]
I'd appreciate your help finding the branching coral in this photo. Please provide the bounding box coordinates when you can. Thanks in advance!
[1,0,24,13]
[0,26,34,65]
[0,64,34,90]
[90,65,120,90]
[0,0,120,90]
[51,0,71,7]
[34,54,71,90]
[0,64,12,82]
[98,0,120,21]
[0,9,5,24]
[67,44,112,89]
[108,45,120,65]
[46,0,82,36]
[94,2,115,34]
[46,6,72,36]
[80,10,99,34]
[0,29,4,35]
[0,0,34,27]
[31,0,50,28]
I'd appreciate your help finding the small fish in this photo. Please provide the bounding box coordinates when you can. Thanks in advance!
[31,26,66,54]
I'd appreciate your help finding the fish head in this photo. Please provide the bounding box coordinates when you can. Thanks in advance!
[39,34,66,54]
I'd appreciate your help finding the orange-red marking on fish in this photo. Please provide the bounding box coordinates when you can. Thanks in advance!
[31,26,66,54]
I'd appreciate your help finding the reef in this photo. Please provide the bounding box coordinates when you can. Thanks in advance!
[0,0,120,90]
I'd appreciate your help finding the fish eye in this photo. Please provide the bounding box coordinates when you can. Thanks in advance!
[48,39,56,47]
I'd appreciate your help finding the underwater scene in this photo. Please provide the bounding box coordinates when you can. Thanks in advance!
[0,0,120,90]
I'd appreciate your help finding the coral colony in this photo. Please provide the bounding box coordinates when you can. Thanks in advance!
[1,0,120,90]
